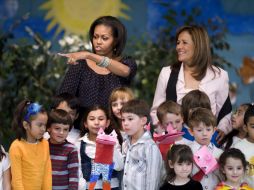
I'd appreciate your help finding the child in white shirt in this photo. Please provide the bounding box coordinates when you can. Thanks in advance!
[188,107,223,190]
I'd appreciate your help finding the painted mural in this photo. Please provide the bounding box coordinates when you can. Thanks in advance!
[0,0,254,106]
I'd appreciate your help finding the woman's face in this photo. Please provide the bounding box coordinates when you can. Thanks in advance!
[92,24,114,58]
[176,31,195,65]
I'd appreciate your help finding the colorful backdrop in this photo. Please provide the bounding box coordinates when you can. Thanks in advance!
[1,0,254,107]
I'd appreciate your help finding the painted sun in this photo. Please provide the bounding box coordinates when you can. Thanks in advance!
[40,0,130,36]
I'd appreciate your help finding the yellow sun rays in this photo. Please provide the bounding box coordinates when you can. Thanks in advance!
[40,0,130,37]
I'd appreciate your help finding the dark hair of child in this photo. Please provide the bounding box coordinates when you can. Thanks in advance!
[80,105,119,139]
[47,109,73,131]
[181,90,211,124]
[121,99,150,119]
[12,100,47,140]
[0,133,5,160]
[157,100,182,123]
[243,104,254,125]
[51,93,80,112]
[218,148,247,180]
[220,103,251,149]
[166,144,193,182]
[188,107,216,130]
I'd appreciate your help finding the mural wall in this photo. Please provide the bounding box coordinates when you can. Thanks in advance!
[1,0,254,107]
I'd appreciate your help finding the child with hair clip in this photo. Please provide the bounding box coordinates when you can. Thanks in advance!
[9,100,52,190]
[215,148,252,190]
[0,141,11,190]
[234,105,254,188]
[109,87,134,145]
[75,105,123,190]
[160,144,203,190]
[220,103,251,150]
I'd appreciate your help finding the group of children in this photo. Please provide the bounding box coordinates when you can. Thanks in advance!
[1,87,254,190]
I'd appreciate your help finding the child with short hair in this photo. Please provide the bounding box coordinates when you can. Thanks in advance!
[109,86,135,144]
[156,100,191,144]
[215,148,252,189]
[0,144,11,190]
[9,100,52,190]
[76,105,123,190]
[181,90,225,146]
[121,99,165,190]
[188,107,223,190]
[234,105,254,188]
[160,144,202,190]
[220,103,251,150]
[44,93,81,144]
[47,109,79,190]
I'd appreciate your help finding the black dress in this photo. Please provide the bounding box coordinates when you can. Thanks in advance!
[57,56,137,109]
[160,179,203,190]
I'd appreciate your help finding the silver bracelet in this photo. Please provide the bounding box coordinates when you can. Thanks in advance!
[97,56,110,67]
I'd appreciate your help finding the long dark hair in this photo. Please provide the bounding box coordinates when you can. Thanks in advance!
[172,25,219,81]
[89,15,127,58]
[220,103,251,149]
[80,105,121,140]
[0,134,5,161]
[12,99,46,140]
[166,144,193,182]
[219,148,247,181]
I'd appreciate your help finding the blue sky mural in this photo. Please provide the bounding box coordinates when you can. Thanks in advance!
[1,0,254,105]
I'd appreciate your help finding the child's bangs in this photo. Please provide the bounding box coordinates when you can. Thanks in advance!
[176,150,193,164]
[111,91,130,102]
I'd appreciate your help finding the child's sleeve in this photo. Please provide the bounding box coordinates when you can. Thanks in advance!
[42,141,52,190]
[9,142,25,190]
[68,147,79,190]
[145,144,165,190]
[113,141,124,171]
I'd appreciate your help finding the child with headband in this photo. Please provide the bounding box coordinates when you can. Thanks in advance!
[9,100,52,190]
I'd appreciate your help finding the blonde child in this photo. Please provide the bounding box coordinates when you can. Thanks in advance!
[188,107,223,190]
[234,105,254,188]
[121,99,165,190]
[47,109,79,190]
[0,144,11,190]
[156,100,192,144]
[220,103,251,149]
[9,100,52,190]
[160,144,202,190]
[109,87,134,144]
[215,148,252,190]
[75,105,123,190]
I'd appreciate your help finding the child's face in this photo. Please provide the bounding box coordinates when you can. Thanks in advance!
[84,109,110,137]
[48,123,70,144]
[231,106,245,130]
[121,112,146,137]
[57,101,78,122]
[25,113,48,143]
[111,97,129,119]
[245,116,254,143]
[170,160,192,179]
[192,122,214,146]
[161,113,183,131]
[222,157,244,185]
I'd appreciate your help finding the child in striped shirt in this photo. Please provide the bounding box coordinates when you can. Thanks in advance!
[47,109,79,190]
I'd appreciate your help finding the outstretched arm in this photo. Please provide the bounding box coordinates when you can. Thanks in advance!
[58,51,131,77]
